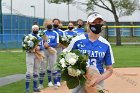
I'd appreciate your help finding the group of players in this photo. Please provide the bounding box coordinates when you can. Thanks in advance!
[25,18,85,92]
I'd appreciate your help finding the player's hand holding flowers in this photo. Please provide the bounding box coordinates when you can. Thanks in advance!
[38,30,57,55]
[85,66,106,93]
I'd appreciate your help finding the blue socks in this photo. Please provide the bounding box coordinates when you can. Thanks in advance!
[47,70,52,82]
[52,71,57,85]
[33,74,38,90]
[39,72,45,85]
[25,74,31,91]
[57,70,61,82]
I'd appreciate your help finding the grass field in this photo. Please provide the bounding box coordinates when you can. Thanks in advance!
[112,45,140,67]
[0,45,140,93]
[0,52,26,77]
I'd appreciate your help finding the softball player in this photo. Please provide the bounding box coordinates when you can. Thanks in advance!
[74,19,85,36]
[64,22,77,38]
[25,25,43,92]
[43,20,59,88]
[64,12,115,93]
[53,18,64,86]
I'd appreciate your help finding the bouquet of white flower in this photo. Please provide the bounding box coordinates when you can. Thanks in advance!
[57,50,88,89]
[22,34,45,61]
[38,30,48,42]
[38,30,57,55]
[59,35,76,47]
[22,34,39,52]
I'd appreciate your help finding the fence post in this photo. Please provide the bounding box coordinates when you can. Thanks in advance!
[130,22,134,37]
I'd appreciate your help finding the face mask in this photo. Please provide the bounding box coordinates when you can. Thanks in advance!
[77,24,82,28]
[47,25,52,30]
[33,31,38,34]
[53,24,59,29]
[89,24,103,34]
[68,27,73,30]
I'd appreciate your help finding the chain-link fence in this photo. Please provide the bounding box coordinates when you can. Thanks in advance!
[0,34,24,49]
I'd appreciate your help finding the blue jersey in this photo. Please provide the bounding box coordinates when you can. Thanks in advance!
[53,28,64,36]
[64,30,77,38]
[74,28,85,36]
[31,33,44,51]
[44,29,59,48]
[64,34,115,74]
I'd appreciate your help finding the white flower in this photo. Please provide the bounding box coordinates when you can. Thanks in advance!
[30,37,35,40]
[68,58,77,65]
[24,36,29,42]
[62,37,66,41]
[23,44,26,47]
[28,34,32,37]
[76,69,81,76]
[68,67,81,77]
[61,62,67,68]
[65,53,74,61]
[27,40,34,47]
[59,58,65,64]
[59,58,67,68]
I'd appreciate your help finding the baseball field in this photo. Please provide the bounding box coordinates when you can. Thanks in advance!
[0,45,140,93]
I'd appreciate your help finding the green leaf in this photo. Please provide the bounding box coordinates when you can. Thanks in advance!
[66,76,79,89]
[61,69,68,81]
[79,76,86,86]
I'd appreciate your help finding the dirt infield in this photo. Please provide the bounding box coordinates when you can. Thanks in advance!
[39,68,140,93]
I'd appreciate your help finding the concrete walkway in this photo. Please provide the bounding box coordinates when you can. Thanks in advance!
[0,74,25,87]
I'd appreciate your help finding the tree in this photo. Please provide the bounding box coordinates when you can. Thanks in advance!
[0,0,2,34]
[47,0,140,46]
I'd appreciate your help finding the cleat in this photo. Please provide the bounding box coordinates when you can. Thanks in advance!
[57,82,61,87]
[33,88,40,92]
[38,84,44,90]
[48,82,54,87]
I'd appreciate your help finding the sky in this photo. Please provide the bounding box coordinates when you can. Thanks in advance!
[2,0,140,22]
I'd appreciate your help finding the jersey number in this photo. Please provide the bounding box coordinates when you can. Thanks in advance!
[87,59,97,66]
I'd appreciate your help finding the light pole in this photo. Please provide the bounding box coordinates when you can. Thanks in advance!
[11,0,12,34]
[68,0,70,21]
[30,5,35,20]
[44,0,46,20]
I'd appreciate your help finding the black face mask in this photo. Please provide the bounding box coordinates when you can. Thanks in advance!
[47,25,52,30]
[89,24,103,34]
[68,27,73,30]
[53,24,59,29]
[33,31,38,34]
[77,24,82,28]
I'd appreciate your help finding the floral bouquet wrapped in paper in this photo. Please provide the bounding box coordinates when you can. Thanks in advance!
[22,34,44,60]
[22,34,39,52]
[85,66,106,93]
[57,50,88,89]
[38,30,57,55]
[59,35,76,47]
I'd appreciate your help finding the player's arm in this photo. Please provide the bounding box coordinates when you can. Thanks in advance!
[101,45,114,79]
[88,45,114,87]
